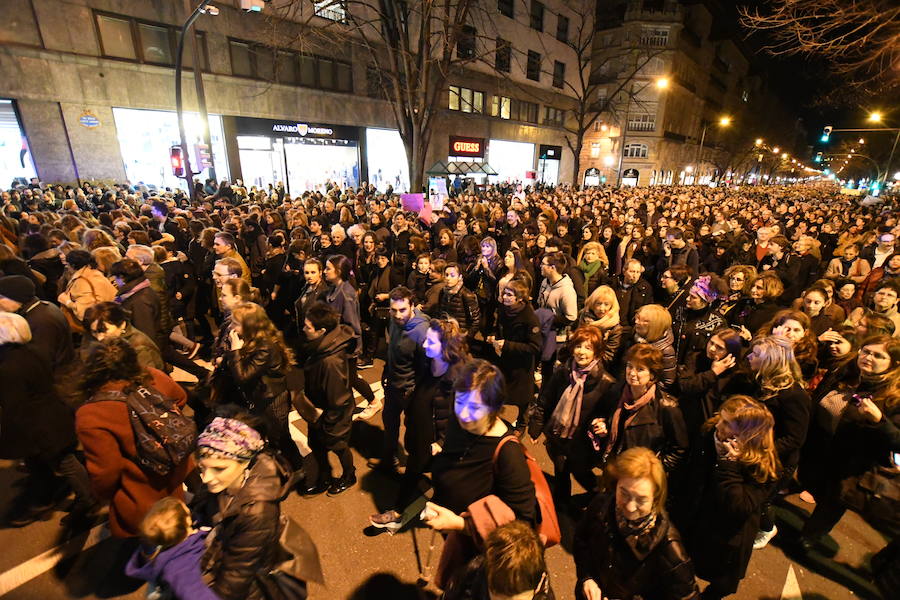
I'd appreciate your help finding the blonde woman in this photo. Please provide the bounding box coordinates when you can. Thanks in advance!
[679,396,780,600]
[576,241,609,298]
[630,304,676,389]
[577,285,627,370]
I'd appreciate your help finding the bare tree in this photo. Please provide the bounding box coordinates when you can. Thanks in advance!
[738,0,900,95]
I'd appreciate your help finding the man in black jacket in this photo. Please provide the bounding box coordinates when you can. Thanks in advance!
[300,302,356,496]
[0,274,74,372]
[612,259,653,325]
[436,262,480,336]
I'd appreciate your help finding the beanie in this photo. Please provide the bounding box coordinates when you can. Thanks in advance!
[0,275,36,304]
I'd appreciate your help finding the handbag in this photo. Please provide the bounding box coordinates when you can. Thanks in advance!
[255,514,325,600]
[839,462,900,530]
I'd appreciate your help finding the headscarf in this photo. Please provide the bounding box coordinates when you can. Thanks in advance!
[690,275,719,305]
[548,359,599,439]
[197,417,264,461]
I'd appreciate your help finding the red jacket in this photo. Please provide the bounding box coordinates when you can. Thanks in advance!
[76,368,193,538]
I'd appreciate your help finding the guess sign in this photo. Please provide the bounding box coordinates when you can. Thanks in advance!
[449,136,485,158]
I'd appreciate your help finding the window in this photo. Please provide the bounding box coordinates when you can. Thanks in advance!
[458,25,476,59]
[628,114,656,132]
[544,106,565,127]
[498,0,514,18]
[230,38,352,92]
[640,27,669,47]
[530,1,544,31]
[741,89,749,103]
[624,143,648,158]
[314,1,346,22]
[450,85,484,113]
[552,60,565,88]
[495,38,511,73]
[556,15,569,43]
[276,51,299,85]
[526,50,541,81]
[94,11,208,69]
[229,41,253,77]
[492,96,538,123]
[492,96,511,119]
[97,15,136,60]
[590,142,601,158]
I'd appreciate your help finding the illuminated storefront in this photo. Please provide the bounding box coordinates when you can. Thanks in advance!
[0,99,38,186]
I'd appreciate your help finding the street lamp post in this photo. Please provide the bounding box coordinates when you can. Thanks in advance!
[616,77,668,187]
[175,0,213,202]
[692,116,730,184]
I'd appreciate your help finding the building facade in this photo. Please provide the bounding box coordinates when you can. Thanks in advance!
[579,0,805,187]
[0,0,584,191]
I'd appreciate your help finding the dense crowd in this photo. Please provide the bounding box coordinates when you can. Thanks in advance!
[0,178,899,600]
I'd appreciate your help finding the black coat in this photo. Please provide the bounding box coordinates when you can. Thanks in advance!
[676,352,741,438]
[18,297,74,371]
[0,343,77,460]
[226,342,289,413]
[494,303,542,406]
[574,493,699,600]
[677,433,771,594]
[117,279,165,350]
[301,325,354,446]
[536,361,615,447]
[197,452,292,600]
[612,277,653,325]
[736,376,811,470]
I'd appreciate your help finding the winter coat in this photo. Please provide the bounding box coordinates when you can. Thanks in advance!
[18,297,74,372]
[612,277,653,325]
[676,352,741,438]
[144,263,176,336]
[631,329,677,391]
[125,530,219,600]
[826,256,871,283]
[0,343,77,460]
[574,493,698,600]
[301,324,354,446]
[536,362,615,452]
[117,278,165,350]
[674,307,728,364]
[160,257,196,320]
[406,365,456,475]
[324,280,362,340]
[226,341,290,413]
[80,324,165,372]
[677,433,771,594]
[58,265,117,320]
[196,451,292,600]
[75,368,191,538]
[597,382,690,474]
[437,284,481,335]
[294,279,328,328]
[494,303,542,405]
[406,269,432,305]
[28,248,65,299]
[537,274,578,329]
[385,308,430,394]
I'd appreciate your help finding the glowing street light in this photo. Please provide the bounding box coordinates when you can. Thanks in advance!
[782,153,789,159]
[868,112,883,123]
[719,116,732,126]
[755,138,763,146]
[772,146,780,154]
[859,138,866,144]
[655,77,670,90]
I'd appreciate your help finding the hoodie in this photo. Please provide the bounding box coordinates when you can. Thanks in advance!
[386,308,430,393]
[126,530,220,600]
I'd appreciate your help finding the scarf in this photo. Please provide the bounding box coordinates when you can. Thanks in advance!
[548,359,599,439]
[606,384,656,455]
[615,505,660,559]
[115,278,150,303]
[578,258,605,280]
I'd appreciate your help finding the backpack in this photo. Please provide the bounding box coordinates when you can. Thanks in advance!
[91,385,197,476]
[491,435,561,547]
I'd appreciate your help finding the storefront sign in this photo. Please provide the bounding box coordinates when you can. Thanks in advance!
[449,136,485,158]
[79,110,100,128]
[539,144,562,160]
[233,116,360,140]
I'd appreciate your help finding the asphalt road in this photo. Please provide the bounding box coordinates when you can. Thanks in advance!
[0,360,887,599]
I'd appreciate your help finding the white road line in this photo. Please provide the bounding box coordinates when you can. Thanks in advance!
[780,564,803,600]
[0,523,107,597]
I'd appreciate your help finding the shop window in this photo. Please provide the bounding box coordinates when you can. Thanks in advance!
[590,142,601,158]
[498,0,514,18]
[557,15,569,43]
[628,114,655,132]
[450,85,483,113]
[97,14,136,60]
[624,143,648,158]
[315,0,347,23]
[552,61,565,89]
[458,25,476,60]
[526,50,541,81]
[491,95,511,120]
[495,38,511,73]
[530,1,544,32]
[544,106,564,127]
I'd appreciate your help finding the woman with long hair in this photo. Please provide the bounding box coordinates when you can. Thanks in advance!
[740,335,811,549]
[679,396,780,600]
[798,286,837,336]
[370,317,472,530]
[356,231,380,366]
[576,241,609,299]
[799,335,900,552]
[735,271,784,336]
[574,447,698,600]
[576,285,628,371]
[465,236,502,331]
[223,303,303,473]
[761,309,819,380]
[497,247,534,298]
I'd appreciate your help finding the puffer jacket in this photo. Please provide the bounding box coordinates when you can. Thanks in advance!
[574,493,699,600]
[631,329,677,391]
[197,451,293,600]
[437,284,481,335]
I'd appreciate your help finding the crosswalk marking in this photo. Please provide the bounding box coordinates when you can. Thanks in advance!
[781,564,803,600]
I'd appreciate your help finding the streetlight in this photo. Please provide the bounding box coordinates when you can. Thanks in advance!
[869,111,883,123]
[859,138,866,144]
[772,146,780,154]
[693,115,731,184]
[782,153,789,159]
[755,138,763,146]
[719,116,732,126]
[655,77,670,90]
[615,76,670,186]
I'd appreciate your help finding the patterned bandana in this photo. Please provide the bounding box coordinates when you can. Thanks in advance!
[690,275,719,304]
[197,417,264,460]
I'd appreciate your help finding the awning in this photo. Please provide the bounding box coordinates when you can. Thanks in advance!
[426,160,498,176]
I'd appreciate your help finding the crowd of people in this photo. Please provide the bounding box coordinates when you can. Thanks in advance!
[1,177,899,599]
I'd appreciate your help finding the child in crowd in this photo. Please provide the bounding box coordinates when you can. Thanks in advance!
[125,497,219,600]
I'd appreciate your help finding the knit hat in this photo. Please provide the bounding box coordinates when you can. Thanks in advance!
[197,417,265,461]
[0,275,36,304]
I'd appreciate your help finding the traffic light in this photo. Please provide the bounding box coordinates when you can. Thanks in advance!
[240,0,266,11]
[823,168,830,175]
[170,146,185,178]
[814,152,823,163]
[821,126,832,143]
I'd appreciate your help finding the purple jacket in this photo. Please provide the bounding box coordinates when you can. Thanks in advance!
[126,530,220,600]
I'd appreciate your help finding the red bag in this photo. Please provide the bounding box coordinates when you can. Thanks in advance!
[492,435,561,547]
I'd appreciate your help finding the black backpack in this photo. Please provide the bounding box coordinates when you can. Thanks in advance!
[91,385,197,476]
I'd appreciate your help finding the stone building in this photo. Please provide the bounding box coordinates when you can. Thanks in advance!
[0,0,583,190]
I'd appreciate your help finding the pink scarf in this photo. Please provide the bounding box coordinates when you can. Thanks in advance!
[605,384,656,455]
[548,360,599,439]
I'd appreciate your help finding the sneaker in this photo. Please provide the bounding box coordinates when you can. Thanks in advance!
[357,358,375,370]
[753,525,778,549]
[369,510,402,533]
[354,399,383,421]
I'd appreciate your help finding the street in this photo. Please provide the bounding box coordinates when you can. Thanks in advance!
[0,362,886,600]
